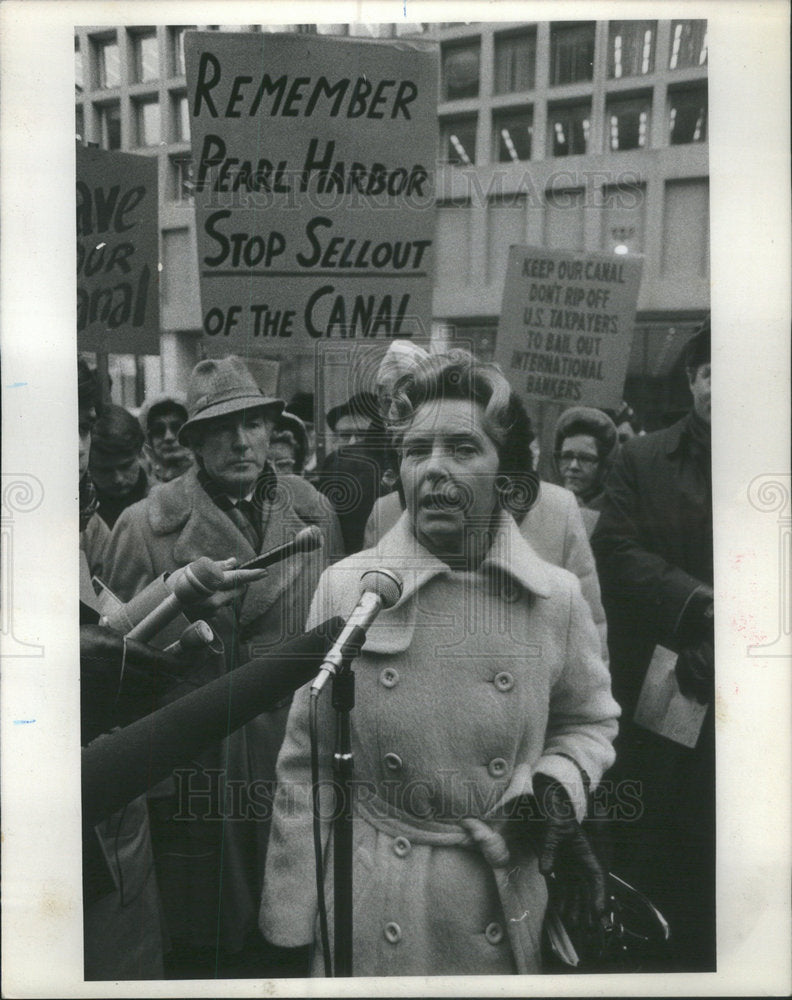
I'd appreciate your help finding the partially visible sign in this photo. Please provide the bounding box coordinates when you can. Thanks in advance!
[495,246,643,410]
[185,31,437,356]
[76,144,159,353]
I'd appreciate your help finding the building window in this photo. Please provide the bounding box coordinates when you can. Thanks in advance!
[75,105,84,142]
[98,103,122,150]
[75,41,84,94]
[173,93,190,141]
[169,154,194,202]
[601,183,646,255]
[669,20,708,69]
[132,30,159,83]
[96,37,120,89]
[544,188,586,251]
[606,94,651,151]
[548,102,591,157]
[135,98,161,147]
[493,109,533,162]
[440,115,477,165]
[549,23,595,86]
[170,26,193,76]
[669,86,707,145]
[441,40,480,100]
[608,21,655,78]
[494,30,536,94]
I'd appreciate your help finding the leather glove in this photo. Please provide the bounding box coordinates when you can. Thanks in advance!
[675,638,714,704]
[532,773,607,931]
[80,624,198,744]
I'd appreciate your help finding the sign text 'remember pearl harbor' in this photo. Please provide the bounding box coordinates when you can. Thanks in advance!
[495,246,643,411]
[185,32,437,355]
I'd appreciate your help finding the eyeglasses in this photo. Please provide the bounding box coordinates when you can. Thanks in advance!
[556,451,599,468]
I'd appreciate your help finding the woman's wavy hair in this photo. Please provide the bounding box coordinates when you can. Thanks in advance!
[388,349,540,520]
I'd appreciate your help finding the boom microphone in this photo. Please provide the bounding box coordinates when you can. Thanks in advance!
[311,569,403,693]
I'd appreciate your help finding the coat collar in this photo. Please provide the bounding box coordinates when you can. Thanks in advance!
[373,508,553,605]
[144,467,313,626]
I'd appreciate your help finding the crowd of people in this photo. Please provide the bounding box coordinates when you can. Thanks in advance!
[78,319,714,980]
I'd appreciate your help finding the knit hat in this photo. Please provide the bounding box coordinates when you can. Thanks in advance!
[376,340,431,392]
[554,406,619,463]
[179,356,284,444]
[138,393,189,438]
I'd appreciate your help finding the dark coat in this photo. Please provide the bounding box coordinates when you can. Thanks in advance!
[316,425,399,555]
[590,412,714,969]
[590,413,712,715]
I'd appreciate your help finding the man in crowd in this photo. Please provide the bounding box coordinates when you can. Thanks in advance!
[325,390,377,451]
[318,341,429,555]
[104,356,342,977]
[89,404,149,529]
[591,317,714,970]
[139,393,194,483]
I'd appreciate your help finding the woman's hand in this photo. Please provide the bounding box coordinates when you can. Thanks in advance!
[532,773,607,931]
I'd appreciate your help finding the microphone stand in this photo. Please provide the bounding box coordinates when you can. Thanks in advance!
[331,654,357,977]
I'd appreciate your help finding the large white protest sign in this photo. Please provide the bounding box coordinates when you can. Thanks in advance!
[495,246,643,411]
[185,31,437,355]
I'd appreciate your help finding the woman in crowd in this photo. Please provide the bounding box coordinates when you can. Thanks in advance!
[260,350,619,976]
[553,406,619,536]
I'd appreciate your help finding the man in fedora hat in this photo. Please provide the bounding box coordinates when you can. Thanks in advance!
[104,355,342,977]
[591,316,714,971]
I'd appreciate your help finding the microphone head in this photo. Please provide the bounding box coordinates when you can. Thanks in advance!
[359,568,403,609]
[294,525,323,555]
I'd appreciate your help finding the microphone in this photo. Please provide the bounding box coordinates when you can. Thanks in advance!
[311,568,403,693]
[82,617,345,825]
[238,524,323,570]
[163,619,217,655]
[126,557,225,641]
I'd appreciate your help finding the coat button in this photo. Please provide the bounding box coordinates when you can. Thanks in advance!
[485,921,504,945]
[487,757,508,778]
[384,752,403,772]
[380,667,399,688]
[384,921,402,944]
[393,836,411,858]
[493,671,514,692]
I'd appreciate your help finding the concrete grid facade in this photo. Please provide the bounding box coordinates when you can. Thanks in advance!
[75,20,709,427]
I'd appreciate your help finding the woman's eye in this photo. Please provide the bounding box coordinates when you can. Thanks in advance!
[455,444,477,458]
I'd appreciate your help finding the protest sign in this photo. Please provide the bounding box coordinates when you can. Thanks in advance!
[185,31,437,356]
[76,144,159,354]
[495,246,643,411]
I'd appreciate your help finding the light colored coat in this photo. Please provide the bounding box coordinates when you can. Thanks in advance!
[104,466,342,952]
[260,511,619,976]
[364,481,608,657]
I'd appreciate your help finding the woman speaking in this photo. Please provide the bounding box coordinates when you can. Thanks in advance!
[260,350,619,976]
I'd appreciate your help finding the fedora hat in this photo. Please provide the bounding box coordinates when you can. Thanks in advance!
[179,356,284,444]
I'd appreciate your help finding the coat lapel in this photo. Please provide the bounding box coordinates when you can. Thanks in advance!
[237,486,315,627]
[357,511,553,654]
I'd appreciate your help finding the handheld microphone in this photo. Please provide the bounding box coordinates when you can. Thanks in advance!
[238,524,323,571]
[163,619,217,655]
[311,568,403,694]
[126,557,224,641]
